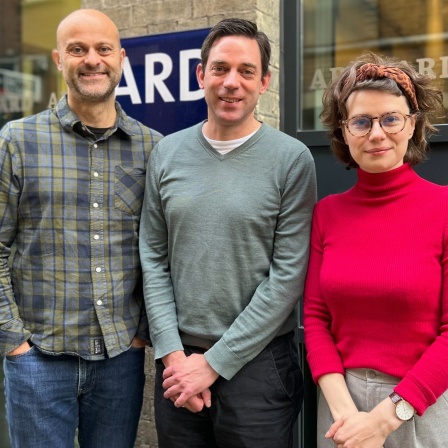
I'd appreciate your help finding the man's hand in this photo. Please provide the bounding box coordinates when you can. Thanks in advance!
[162,353,219,408]
[7,341,32,356]
[130,337,147,348]
[162,351,215,413]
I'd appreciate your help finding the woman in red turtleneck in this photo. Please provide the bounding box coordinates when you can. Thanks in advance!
[304,52,448,448]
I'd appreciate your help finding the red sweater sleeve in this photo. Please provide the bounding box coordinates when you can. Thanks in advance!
[304,200,345,381]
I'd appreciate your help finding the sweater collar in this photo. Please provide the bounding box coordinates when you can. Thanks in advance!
[354,163,418,197]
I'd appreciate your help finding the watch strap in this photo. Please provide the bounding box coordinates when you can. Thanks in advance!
[389,391,403,404]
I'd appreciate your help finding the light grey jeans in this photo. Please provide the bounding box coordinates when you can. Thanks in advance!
[317,368,448,448]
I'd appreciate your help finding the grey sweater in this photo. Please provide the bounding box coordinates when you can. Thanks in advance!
[140,122,317,379]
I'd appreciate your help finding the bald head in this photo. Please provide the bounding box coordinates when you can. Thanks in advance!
[52,8,125,114]
[56,9,121,51]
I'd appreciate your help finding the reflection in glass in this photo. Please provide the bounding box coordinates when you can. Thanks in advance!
[302,0,448,131]
[0,0,80,128]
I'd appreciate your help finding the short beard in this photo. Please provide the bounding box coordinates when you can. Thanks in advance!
[66,77,119,103]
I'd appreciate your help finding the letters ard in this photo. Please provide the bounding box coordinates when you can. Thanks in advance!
[309,56,448,90]
[116,49,204,104]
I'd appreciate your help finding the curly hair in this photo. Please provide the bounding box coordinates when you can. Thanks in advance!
[320,52,445,168]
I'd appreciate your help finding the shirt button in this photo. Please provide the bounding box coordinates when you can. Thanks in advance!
[95,267,102,273]
[367,370,376,379]
[93,171,99,177]
[94,234,100,240]
[93,202,99,208]
[97,300,103,306]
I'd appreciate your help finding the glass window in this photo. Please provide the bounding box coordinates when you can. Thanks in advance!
[0,0,80,128]
[302,0,448,131]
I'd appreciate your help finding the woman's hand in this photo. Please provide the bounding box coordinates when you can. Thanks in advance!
[328,411,387,447]
[327,398,403,448]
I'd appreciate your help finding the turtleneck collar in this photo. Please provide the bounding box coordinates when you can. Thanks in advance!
[354,163,419,197]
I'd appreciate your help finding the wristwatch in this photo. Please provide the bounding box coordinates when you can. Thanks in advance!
[389,392,415,421]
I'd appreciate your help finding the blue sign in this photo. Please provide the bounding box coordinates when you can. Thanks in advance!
[117,28,210,136]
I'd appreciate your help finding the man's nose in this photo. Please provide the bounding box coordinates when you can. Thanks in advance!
[223,70,239,88]
[84,48,101,66]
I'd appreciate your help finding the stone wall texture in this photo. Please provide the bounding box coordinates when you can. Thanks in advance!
[81,1,281,446]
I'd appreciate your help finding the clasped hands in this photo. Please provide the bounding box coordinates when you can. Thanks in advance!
[326,412,387,448]
[162,351,219,413]
[326,401,401,448]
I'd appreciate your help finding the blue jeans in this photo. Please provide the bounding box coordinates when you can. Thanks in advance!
[3,346,145,448]
[155,331,304,448]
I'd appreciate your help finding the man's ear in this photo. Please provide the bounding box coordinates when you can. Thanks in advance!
[196,63,205,89]
[259,71,271,94]
[120,48,126,70]
[52,49,62,71]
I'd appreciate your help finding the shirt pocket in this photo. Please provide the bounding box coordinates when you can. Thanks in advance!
[114,165,146,215]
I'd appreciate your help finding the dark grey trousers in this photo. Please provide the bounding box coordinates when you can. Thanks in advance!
[154,331,304,448]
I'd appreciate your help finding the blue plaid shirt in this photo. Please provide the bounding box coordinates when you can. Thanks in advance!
[0,95,162,359]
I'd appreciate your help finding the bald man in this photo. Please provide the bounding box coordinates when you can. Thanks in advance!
[0,9,162,448]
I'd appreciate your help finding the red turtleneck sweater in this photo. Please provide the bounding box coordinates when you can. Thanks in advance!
[304,164,448,415]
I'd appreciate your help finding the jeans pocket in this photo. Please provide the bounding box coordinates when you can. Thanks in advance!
[114,165,146,215]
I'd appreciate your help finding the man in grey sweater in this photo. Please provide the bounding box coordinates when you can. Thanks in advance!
[139,18,317,447]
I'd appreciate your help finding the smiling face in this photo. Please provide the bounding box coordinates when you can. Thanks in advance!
[196,35,271,139]
[342,90,416,173]
[52,10,124,106]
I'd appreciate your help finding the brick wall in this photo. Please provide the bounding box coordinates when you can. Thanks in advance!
[80,1,281,446]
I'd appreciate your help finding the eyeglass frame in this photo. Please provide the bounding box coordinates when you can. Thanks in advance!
[340,111,417,137]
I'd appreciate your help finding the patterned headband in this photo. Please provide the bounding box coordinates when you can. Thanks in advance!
[355,63,419,112]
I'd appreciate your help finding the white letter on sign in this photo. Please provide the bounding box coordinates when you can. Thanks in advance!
[116,57,142,104]
[145,53,175,103]
[179,49,204,101]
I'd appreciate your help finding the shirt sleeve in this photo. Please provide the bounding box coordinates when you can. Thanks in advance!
[204,148,317,379]
[0,124,32,355]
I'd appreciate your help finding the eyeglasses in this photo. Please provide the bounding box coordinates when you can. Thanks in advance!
[341,112,415,137]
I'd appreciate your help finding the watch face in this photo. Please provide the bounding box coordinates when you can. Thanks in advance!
[396,400,415,421]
